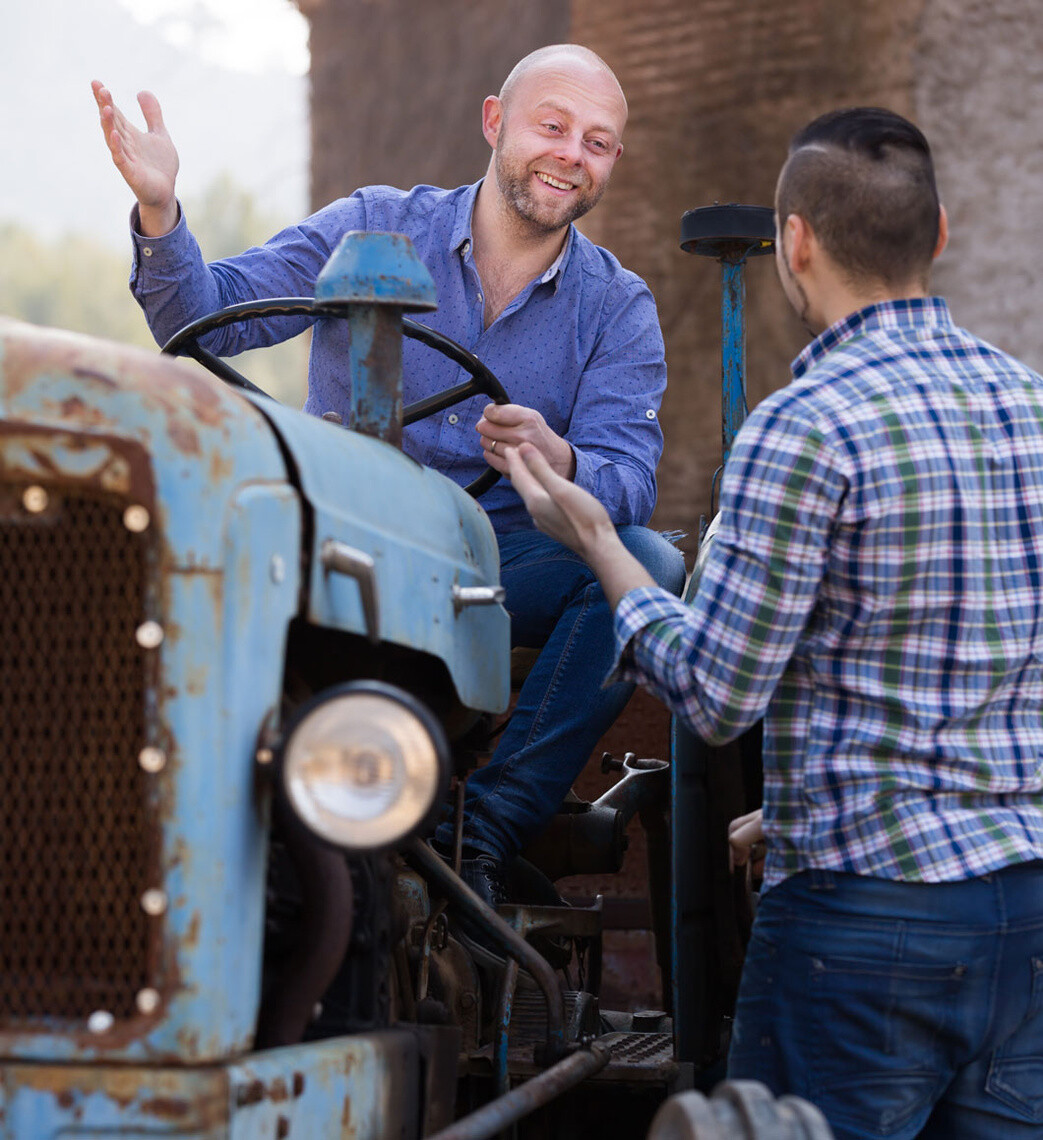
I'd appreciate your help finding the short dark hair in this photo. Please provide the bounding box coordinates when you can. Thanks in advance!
[777,107,941,288]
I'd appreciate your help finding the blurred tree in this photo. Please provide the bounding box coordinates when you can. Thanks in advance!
[0,174,309,408]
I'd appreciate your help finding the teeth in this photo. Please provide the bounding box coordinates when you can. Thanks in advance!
[536,172,573,191]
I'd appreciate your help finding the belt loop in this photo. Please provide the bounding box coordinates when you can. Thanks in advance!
[808,868,836,891]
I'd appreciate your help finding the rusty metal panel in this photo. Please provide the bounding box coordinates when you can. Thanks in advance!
[0,1031,422,1138]
[0,319,289,568]
[0,1062,228,1138]
[0,321,302,1064]
[227,1032,420,1140]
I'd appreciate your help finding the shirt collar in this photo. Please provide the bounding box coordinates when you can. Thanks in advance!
[792,296,955,378]
[451,179,575,291]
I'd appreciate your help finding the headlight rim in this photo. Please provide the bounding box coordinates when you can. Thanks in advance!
[275,679,451,854]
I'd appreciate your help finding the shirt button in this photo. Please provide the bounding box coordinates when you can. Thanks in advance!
[447,413,459,424]
[645,409,656,420]
[461,240,470,253]
[477,294,483,303]
[142,247,153,257]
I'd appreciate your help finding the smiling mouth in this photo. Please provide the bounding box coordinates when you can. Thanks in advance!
[535,171,576,191]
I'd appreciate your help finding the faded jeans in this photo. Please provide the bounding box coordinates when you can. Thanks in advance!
[728,862,1043,1140]
[435,525,685,861]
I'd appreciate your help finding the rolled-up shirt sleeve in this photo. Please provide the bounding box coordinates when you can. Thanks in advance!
[609,406,842,744]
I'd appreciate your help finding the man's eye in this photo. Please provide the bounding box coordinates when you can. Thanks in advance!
[543,122,562,133]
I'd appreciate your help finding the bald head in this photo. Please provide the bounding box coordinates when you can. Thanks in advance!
[499,45,628,129]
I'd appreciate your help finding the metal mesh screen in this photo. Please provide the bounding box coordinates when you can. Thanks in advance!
[0,485,159,1022]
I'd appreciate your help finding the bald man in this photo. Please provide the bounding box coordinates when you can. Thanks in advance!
[93,46,685,914]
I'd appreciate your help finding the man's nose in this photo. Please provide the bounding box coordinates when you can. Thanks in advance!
[551,131,584,165]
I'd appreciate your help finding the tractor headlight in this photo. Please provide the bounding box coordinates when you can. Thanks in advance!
[279,682,450,852]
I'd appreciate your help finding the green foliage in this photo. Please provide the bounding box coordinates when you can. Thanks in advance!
[0,173,309,407]
[0,223,155,350]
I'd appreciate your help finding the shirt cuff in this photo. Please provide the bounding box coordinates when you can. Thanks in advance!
[129,200,187,254]
[606,584,690,685]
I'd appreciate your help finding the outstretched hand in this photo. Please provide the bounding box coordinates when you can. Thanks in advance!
[91,81,180,237]
[504,443,655,608]
[503,442,612,557]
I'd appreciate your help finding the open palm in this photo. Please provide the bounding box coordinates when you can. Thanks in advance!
[92,82,179,219]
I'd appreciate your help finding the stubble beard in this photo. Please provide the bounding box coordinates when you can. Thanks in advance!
[494,147,604,235]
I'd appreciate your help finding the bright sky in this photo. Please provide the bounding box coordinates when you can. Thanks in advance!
[114,0,310,76]
[0,0,312,247]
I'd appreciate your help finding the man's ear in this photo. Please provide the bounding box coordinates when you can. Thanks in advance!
[782,213,814,275]
[482,96,503,150]
[933,204,949,260]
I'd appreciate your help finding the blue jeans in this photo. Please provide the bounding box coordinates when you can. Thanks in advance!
[727,863,1043,1140]
[436,526,685,861]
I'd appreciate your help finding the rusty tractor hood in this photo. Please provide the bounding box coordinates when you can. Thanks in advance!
[0,319,289,568]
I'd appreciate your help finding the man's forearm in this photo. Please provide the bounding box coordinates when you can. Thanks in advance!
[580,527,656,609]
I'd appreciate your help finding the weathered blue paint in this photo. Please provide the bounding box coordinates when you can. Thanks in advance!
[253,397,509,715]
[720,259,748,468]
[0,227,505,1131]
[314,231,437,312]
[315,232,437,445]
[0,322,300,1064]
[345,304,405,442]
[0,1031,420,1138]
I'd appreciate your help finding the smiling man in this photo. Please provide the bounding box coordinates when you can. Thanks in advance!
[93,45,685,915]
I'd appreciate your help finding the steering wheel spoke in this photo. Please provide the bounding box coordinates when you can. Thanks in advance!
[162,299,509,497]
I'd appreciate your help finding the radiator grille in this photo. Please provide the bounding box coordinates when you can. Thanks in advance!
[0,485,159,1022]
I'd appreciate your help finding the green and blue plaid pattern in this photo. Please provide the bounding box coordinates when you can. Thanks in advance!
[614,298,1043,890]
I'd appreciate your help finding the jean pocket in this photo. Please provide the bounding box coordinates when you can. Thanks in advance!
[806,951,966,1135]
[986,954,1043,1121]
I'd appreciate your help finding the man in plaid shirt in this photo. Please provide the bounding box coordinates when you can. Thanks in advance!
[505,107,1043,1139]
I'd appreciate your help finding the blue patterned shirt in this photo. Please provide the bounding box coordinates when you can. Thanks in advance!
[614,298,1043,890]
[129,181,666,534]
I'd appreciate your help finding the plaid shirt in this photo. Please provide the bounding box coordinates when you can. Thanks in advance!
[615,298,1043,890]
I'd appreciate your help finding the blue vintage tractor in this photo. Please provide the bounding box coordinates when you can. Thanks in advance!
[0,224,830,1139]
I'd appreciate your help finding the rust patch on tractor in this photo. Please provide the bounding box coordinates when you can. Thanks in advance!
[141,1096,192,1119]
[0,424,155,507]
[167,418,201,457]
[183,910,202,950]
[0,320,255,452]
[58,394,118,428]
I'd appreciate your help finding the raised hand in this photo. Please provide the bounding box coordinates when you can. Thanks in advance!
[91,81,180,237]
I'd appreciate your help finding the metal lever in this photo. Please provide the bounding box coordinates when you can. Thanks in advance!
[320,540,380,645]
[451,584,505,614]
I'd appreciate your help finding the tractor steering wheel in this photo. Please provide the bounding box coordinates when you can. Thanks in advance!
[161,297,510,498]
